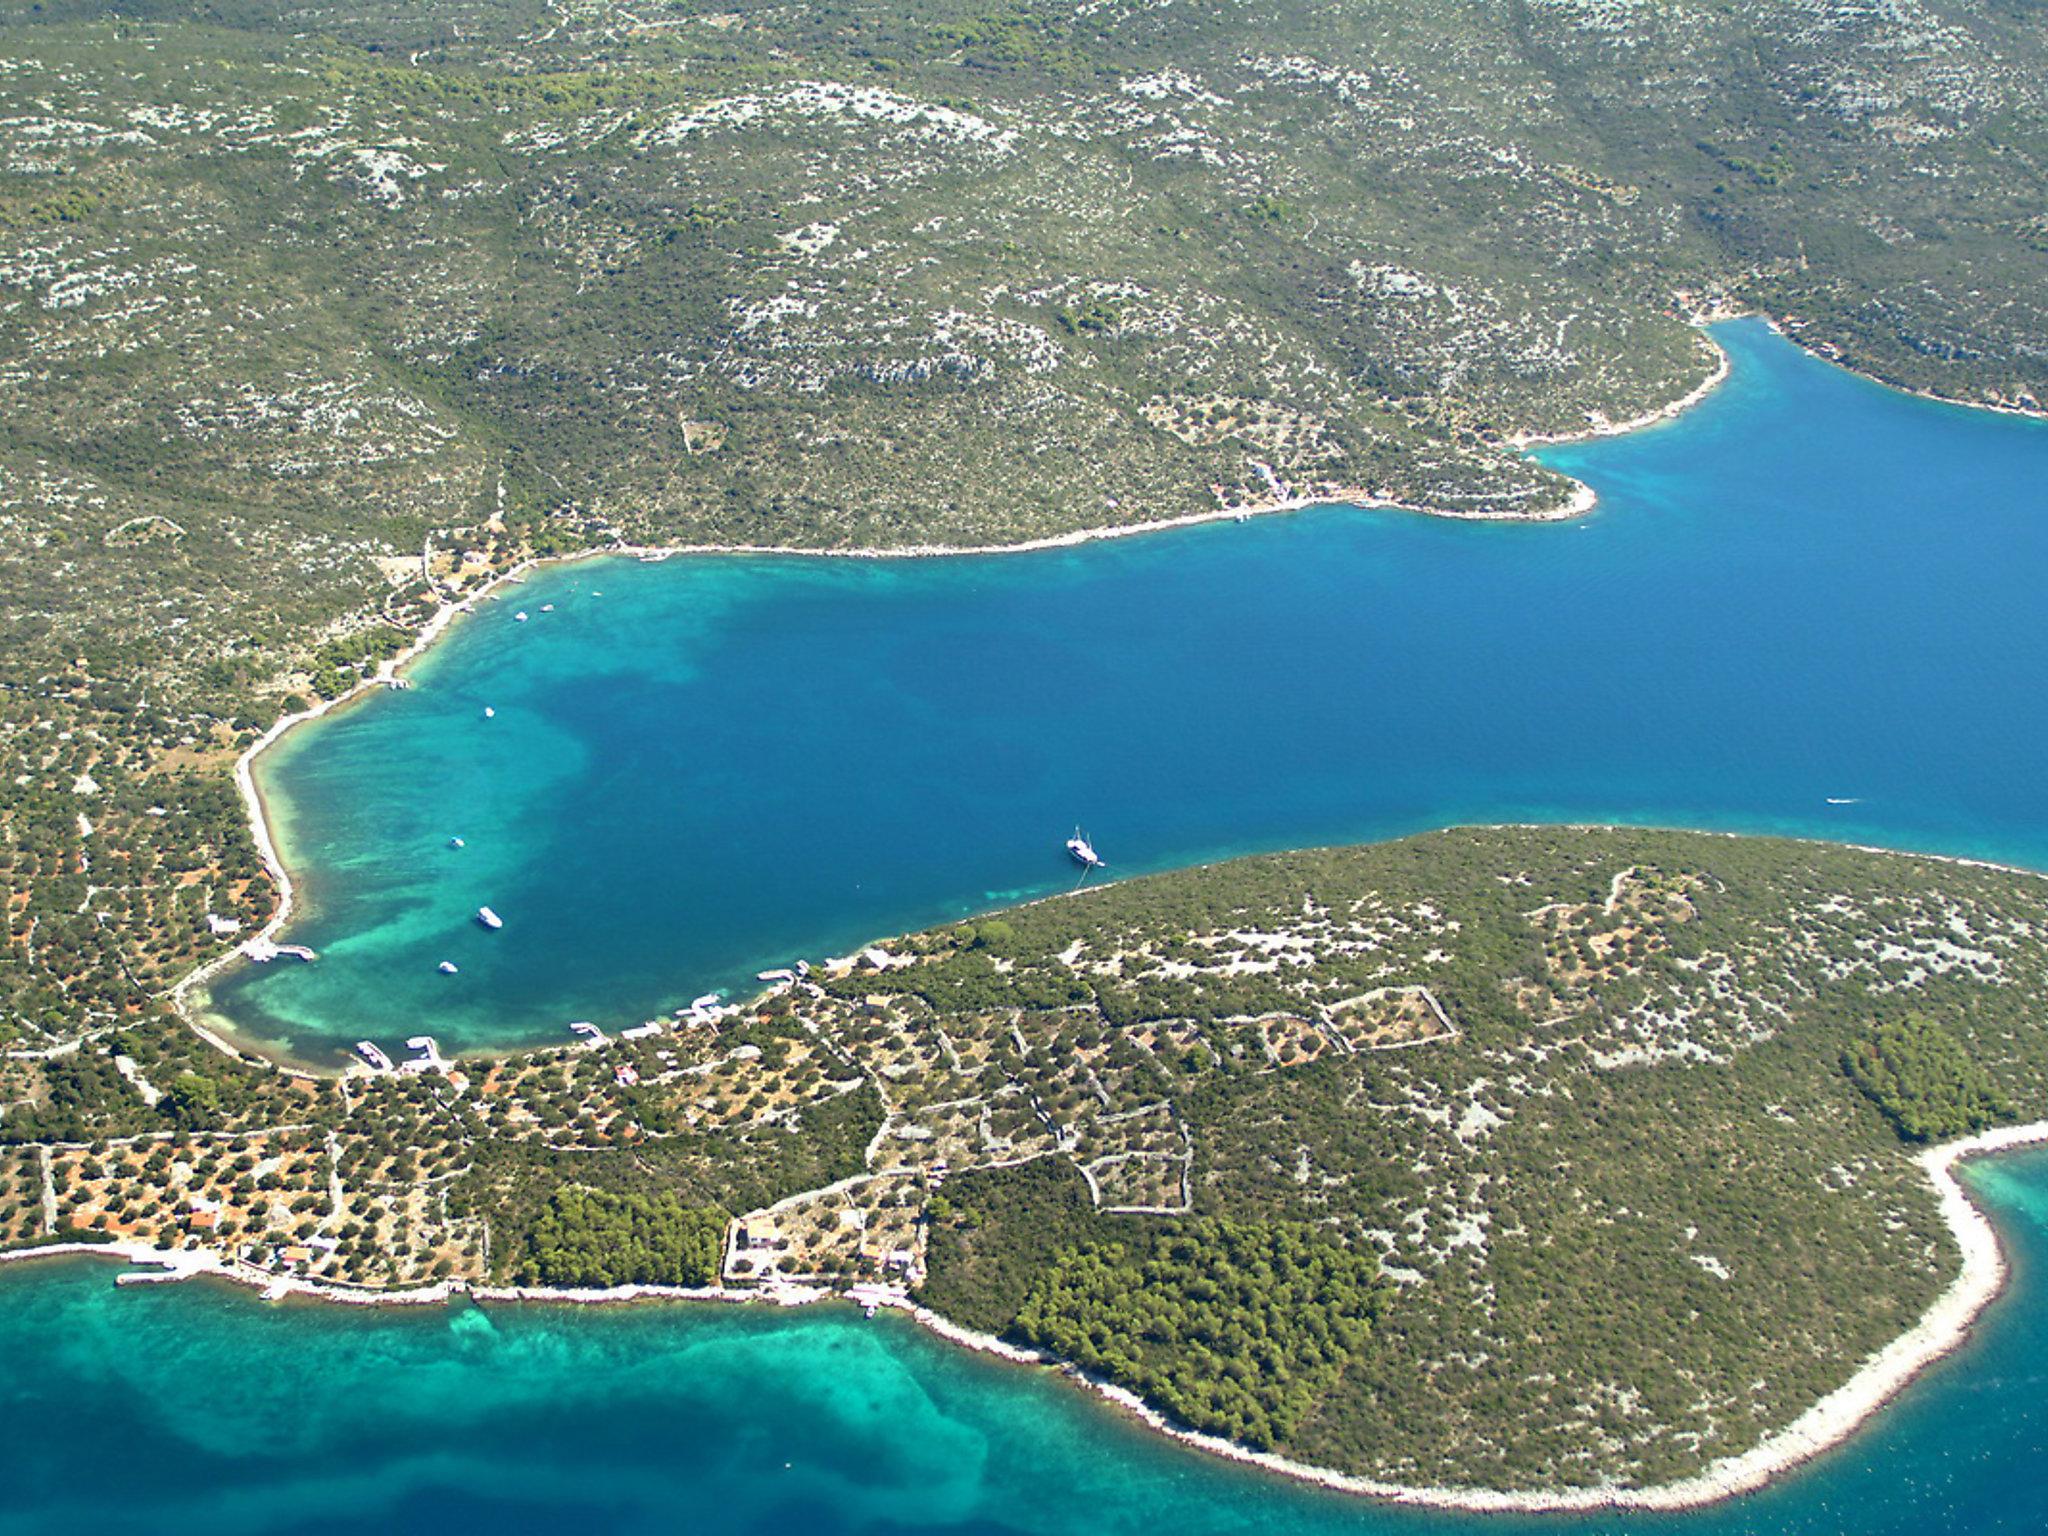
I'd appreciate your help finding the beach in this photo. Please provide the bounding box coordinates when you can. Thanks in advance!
[164,460,1605,1065]
[162,308,1777,1067]
[169,318,1715,1061]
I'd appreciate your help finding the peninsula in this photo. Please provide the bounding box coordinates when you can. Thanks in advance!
[8,0,2046,1054]
[10,826,2048,1508]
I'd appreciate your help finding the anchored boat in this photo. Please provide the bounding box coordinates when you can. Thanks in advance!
[476,906,503,930]
[1066,828,1105,869]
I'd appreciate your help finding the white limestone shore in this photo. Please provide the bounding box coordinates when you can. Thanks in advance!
[163,468,1604,1063]
[950,1118,2048,1514]
[1507,325,1732,450]
[114,304,2048,1512]
[159,303,1771,1064]
[155,298,2032,1063]
[1889,383,2047,424]
[7,1117,2048,1515]
[166,577,485,1063]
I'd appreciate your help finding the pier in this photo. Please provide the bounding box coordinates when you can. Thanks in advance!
[402,1036,449,1074]
[240,936,317,964]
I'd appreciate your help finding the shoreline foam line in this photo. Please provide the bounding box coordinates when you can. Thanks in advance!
[6,1119,2045,1515]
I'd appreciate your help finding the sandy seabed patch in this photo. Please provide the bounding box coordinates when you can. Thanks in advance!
[7,1116,2047,1514]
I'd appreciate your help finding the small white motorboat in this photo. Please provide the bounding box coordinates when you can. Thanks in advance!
[438,961,459,975]
[448,836,465,849]
[477,906,504,930]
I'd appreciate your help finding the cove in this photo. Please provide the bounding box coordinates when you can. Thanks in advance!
[1,1146,2046,1534]
[204,318,2048,1060]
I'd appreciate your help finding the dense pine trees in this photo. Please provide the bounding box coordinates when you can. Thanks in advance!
[1012,1218,1387,1450]
[507,1189,727,1287]
[1844,1016,2014,1142]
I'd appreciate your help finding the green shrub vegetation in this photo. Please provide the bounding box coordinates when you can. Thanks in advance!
[917,1157,1112,1333]
[1844,1016,2014,1142]
[13,824,2048,1493]
[1015,1218,1387,1450]
[4,0,2045,1057]
[504,1189,727,1288]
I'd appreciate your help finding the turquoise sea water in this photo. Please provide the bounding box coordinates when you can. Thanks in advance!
[2,1148,2047,1535]
[208,318,2048,1061]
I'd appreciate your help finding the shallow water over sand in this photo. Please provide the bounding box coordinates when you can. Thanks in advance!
[4,1149,2048,1535]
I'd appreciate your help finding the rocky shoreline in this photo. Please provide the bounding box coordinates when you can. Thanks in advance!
[1507,324,1733,450]
[167,462,1609,1068]
[6,1117,2046,1515]
[167,309,1791,1076]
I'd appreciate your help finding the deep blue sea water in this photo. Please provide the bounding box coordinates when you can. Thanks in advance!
[3,1149,2047,1535]
[206,318,2048,1061]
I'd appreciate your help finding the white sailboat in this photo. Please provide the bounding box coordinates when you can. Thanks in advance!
[1066,828,1105,869]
